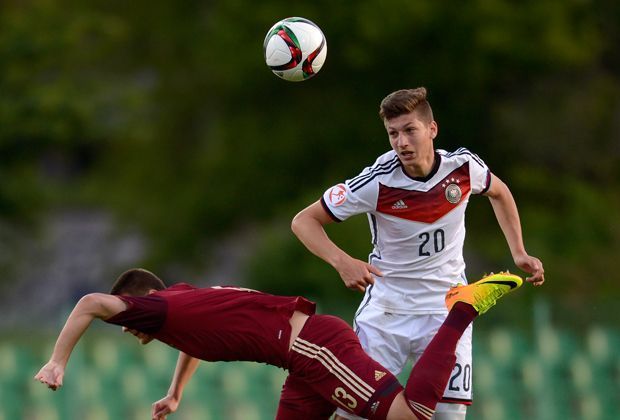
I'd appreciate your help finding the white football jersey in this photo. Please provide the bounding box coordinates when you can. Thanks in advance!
[321,148,491,314]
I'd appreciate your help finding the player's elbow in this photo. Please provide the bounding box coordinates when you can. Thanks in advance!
[291,211,305,236]
[76,293,109,317]
[292,201,333,235]
[291,206,325,237]
[77,293,100,307]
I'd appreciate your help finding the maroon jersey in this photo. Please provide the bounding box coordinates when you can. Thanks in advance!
[105,283,316,368]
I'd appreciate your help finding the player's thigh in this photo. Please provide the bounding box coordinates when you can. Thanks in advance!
[276,373,336,420]
[354,305,411,375]
[411,316,473,404]
[293,315,403,420]
[337,391,438,420]
[441,323,472,403]
[384,392,418,420]
[337,307,412,420]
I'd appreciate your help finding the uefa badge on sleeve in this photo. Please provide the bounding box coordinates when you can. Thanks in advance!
[328,184,347,206]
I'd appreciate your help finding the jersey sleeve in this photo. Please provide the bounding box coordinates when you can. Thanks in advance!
[321,168,379,222]
[465,149,491,194]
[104,295,167,334]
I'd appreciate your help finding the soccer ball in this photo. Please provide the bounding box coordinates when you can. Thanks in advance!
[263,17,327,82]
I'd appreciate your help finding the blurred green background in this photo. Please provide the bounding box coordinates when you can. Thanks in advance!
[1,0,619,419]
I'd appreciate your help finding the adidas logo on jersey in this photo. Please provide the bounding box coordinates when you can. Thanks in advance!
[374,370,387,381]
[391,200,408,210]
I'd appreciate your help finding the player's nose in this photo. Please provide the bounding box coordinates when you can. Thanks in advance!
[396,132,409,147]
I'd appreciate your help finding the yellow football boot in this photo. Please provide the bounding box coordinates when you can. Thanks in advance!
[445,272,523,314]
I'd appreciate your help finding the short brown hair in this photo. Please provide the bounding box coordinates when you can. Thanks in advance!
[379,87,434,123]
[110,268,166,296]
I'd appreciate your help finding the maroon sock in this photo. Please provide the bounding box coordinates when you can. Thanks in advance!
[404,303,477,419]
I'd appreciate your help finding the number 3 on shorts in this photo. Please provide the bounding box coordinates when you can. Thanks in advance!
[332,386,358,409]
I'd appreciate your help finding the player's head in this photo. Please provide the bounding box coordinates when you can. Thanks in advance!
[110,268,166,296]
[379,87,434,124]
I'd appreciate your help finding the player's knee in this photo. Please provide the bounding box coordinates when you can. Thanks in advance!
[431,403,467,420]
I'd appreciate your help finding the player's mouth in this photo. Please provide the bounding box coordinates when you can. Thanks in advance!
[400,150,415,160]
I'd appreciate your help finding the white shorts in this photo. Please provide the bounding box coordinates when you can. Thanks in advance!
[335,304,473,419]
[360,303,472,396]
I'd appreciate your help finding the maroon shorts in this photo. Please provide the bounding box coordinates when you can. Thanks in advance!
[276,315,403,420]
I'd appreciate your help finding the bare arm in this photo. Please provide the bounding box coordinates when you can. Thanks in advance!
[485,173,545,285]
[151,352,200,420]
[291,200,382,292]
[34,293,127,390]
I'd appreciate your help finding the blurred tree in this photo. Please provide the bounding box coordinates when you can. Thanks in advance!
[0,0,618,311]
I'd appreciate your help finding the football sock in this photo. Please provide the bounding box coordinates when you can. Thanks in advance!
[403,302,478,419]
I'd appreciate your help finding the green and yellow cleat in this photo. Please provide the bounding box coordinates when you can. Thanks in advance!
[445,272,523,314]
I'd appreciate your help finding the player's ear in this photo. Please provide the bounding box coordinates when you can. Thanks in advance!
[430,121,438,139]
[146,288,157,295]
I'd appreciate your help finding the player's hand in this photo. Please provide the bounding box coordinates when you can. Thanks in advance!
[335,256,383,292]
[152,394,179,420]
[34,361,65,391]
[514,254,545,286]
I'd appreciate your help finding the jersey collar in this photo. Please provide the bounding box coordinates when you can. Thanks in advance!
[400,151,441,182]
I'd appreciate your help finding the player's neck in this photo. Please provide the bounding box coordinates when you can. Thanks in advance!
[402,153,436,179]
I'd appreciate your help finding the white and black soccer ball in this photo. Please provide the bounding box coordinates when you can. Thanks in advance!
[263,17,327,82]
